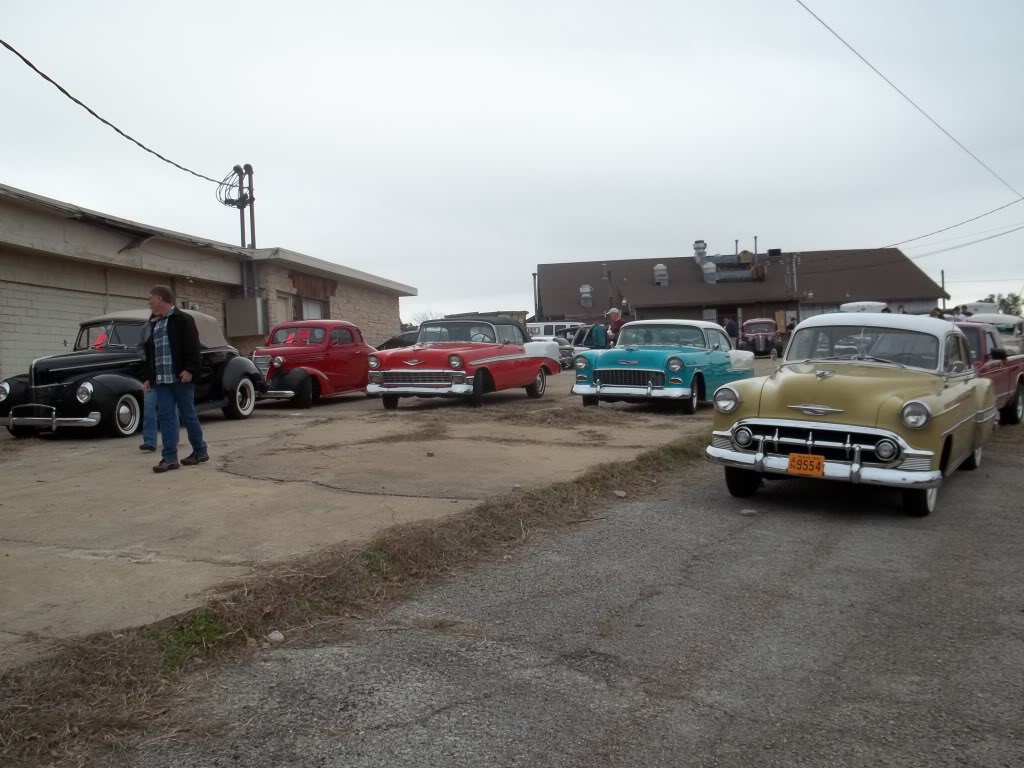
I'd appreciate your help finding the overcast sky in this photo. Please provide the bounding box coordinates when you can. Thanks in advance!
[3,0,1023,318]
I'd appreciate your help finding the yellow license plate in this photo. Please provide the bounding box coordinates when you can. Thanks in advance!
[787,453,825,477]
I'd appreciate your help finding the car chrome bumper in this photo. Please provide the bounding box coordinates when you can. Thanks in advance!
[572,383,692,400]
[366,383,474,397]
[0,405,102,430]
[704,443,942,489]
[261,390,295,399]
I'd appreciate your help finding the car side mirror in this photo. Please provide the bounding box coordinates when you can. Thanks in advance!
[711,343,721,351]
[991,348,1008,361]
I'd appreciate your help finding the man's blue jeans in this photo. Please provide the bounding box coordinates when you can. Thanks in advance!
[142,389,158,448]
[155,382,207,463]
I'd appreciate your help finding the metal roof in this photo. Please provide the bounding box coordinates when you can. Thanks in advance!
[798,312,960,337]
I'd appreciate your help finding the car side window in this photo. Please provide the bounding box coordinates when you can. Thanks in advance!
[985,332,1000,355]
[944,335,969,373]
[497,325,517,344]
[714,330,731,350]
[960,337,974,369]
[331,328,354,346]
[512,326,525,345]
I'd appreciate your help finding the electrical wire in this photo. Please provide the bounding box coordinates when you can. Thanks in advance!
[792,0,1023,200]
[905,223,1024,259]
[883,198,1024,248]
[0,37,233,187]
[902,220,1024,249]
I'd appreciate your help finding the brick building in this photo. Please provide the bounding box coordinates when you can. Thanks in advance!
[535,244,946,329]
[0,184,415,377]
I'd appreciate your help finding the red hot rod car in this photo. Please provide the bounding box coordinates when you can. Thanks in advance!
[366,316,561,409]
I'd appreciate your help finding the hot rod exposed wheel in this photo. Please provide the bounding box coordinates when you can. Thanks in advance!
[904,486,938,517]
[1000,380,1023,425]
[223,377,256,420]
[293,375,313,409]
[961,445,983,471]
[582,395,599,407]
[724,466,761,498]
[525,368,546,398]
[382,394,399,410]
[6,425,37,439]
[105,393,141,437]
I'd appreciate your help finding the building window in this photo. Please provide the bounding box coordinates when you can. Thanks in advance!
[301,298,326,320]
[277,292,295,324]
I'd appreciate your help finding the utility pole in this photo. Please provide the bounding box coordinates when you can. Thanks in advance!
[941,270,947,309]
[244,163,256,248]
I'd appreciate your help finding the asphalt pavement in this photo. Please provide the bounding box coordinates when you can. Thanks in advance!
[118,426,1023,768]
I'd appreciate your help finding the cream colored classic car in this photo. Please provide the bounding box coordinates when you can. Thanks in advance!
[705,314,998,516]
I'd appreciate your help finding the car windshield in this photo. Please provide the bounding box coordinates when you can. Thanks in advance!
[419,322,497,343]
[617,324,706,348]
[962,328,981,360]
[788,325,940,370]
[272,326,326,345]
[74,322,143,351]
[744,322,775,334]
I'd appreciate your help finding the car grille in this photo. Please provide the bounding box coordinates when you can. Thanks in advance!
[382,371,456,385]
[28,384,68,406]
[252,355,271,378]
[595,369,666,388]
[733,421,900,465]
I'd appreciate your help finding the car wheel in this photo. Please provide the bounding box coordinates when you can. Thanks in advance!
[904,486,938,517]
[582,395,599,407]
[724,467,761,497]
[469,370,487,407]
[682,381,700,414]
[382,394,399,410]
[525,368,546,398]
[961,445,982,471]
[1000,380,1023,425]
[223,377,257,420]
[104,392,141,437]
[293,375,313,409]
[6,425,38,439]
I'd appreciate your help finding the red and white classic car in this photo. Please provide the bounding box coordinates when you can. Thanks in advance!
[252,320,376,407]
[366,316,561,409]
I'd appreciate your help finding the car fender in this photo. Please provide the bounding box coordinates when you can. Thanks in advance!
[222,356,263,394]
[85,373,145,411]
[0,374,29,416]
[275,366,334,396]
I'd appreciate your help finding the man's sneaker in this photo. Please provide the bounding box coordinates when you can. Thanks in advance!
[181,453,210,466]
[139,444,157,452]
[153,459,180,473]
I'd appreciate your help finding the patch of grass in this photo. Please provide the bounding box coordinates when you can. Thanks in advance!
[0,432,709,767]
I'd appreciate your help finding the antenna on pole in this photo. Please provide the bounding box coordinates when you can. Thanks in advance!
[216,164,256,248]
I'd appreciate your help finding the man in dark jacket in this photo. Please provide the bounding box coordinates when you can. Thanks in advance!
[143,285,208,473]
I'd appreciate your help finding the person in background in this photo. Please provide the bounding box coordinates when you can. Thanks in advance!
[606,308,626,343]
[143,285,208,473]
[881,307,892,313]
[896,304,906,314]
[929,308,944,318]
[724,316,738,341]
[137,315,159,452]
[953,306,967,321]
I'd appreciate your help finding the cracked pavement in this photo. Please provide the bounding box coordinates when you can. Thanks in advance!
[120,424,1024,767]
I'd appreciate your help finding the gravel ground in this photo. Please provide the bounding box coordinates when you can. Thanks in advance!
[118,427,1024,768]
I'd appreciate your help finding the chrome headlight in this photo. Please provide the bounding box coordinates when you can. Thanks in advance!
[271,356,285,368]
[574,356,589,370]
[0,381,9,403]
[448,355,463,369]
[368,356,380,369]
[901,401,931,430]
[713,387,740,413]
[76,382,94,404]
[667,357,683,372]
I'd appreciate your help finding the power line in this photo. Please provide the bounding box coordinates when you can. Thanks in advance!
[907,223,1024,259]
[792,0,1023,200]
[902,219,1024,249]
[0,37,231,187]
[944,278,1024,284]
[884,198,1024,248]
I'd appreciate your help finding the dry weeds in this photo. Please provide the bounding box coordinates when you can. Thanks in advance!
[0,433,708,767]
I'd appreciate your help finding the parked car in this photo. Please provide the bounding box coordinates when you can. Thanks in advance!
[376,330,419,350]
[705,313,997,516]
[251,320,376,408]
[737,318,785,357]
[571,320,755,413]
[966,313,1024,355]
[957,321,1024,424]
[532,335,574,369]
[366,316,560,409]
[0,310,266,438]
[568,324,610,355]
[527,321,584,338]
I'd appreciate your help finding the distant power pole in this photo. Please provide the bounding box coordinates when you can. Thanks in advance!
[218,164,256,248]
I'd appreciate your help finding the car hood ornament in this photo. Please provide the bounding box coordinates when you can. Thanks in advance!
[619,360,640,365]
[788,404,845,416]
[815,369,834,381]
[403,359,422,366]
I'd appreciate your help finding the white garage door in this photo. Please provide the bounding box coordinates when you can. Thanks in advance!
[0,282,141,378]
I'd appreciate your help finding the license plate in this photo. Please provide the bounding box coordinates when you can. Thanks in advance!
[787,453,825,477]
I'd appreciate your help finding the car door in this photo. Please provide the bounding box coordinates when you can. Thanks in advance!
[495,324,531,387]
[941,334,976,465]
[982,329,1011,406]
[326,328,364,391]
[703,329,733,393]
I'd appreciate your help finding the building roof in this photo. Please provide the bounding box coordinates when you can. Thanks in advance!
[0,183,416,297]
[537,250,946,318]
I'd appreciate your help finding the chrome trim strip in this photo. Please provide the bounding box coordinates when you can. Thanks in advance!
[787,404,845,416]
[262,390,295,399]
[47,359,135,374]
[941,411,978,438]
[573,383,692,400]
[366,383,474,396]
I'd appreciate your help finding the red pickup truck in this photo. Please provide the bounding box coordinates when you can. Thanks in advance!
[958,321,1024,425]
[251,320,376,408]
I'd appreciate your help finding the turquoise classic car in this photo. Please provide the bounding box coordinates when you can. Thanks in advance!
[572,320,756,413]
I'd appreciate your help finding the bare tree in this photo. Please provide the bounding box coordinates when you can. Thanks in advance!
[980,293,1022,316]
[403,309,440,327]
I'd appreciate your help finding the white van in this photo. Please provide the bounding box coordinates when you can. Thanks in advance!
[527,321,584,338]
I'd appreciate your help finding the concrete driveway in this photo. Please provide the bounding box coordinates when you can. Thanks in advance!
[0,372,714,668]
